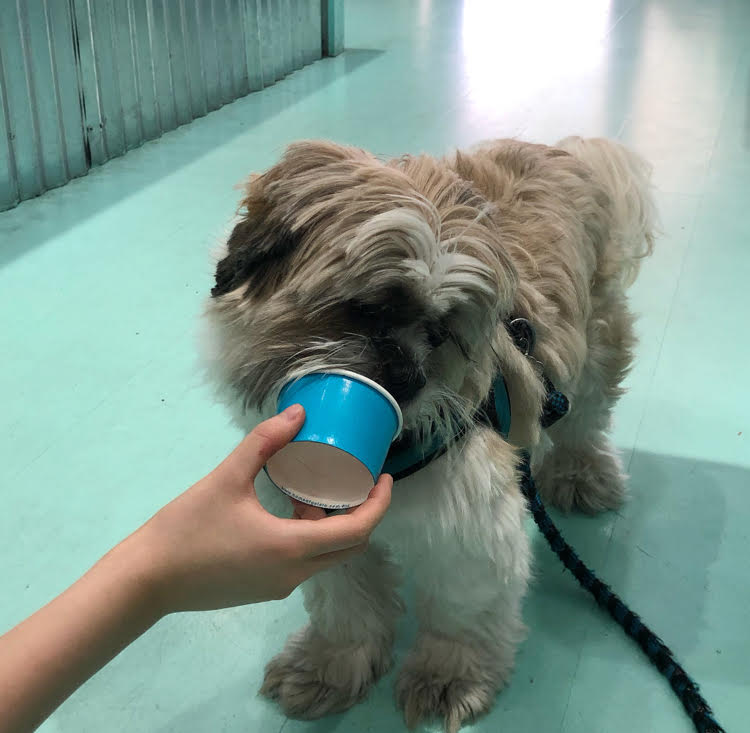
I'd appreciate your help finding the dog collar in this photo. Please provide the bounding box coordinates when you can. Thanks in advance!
[382,318,567,482]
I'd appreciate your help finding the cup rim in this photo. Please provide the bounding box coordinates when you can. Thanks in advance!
[274,482,364,510]
[293,369,404,438]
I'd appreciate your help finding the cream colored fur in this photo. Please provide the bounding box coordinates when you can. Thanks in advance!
[202,136,656,731]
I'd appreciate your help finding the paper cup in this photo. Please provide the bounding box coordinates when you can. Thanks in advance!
[265,370,403,509]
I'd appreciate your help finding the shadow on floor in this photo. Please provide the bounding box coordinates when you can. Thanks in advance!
[527,448,730,655]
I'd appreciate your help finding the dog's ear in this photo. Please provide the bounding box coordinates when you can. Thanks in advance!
[211,173,303,299]
[212,142,373,298]
[211,213,301,298]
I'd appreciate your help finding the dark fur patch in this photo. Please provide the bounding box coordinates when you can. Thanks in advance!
[346,284,427,332]
[211,217,302,298]
[375,336,426,403]
[425,319,450,348]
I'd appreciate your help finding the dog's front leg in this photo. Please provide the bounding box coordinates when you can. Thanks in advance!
[261,542,403,718]
[396,511,530,732]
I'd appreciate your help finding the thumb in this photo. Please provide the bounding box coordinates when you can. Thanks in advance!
[217,405,306,488]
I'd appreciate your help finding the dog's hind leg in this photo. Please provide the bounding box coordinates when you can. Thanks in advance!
[535,137,656,514]
[535,291,636,514]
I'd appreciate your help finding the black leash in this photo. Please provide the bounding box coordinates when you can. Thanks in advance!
[522,383,725,733]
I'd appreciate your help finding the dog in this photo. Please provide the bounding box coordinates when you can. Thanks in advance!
[201,136,656,732]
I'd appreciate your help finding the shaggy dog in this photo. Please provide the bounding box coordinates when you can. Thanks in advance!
[202,136,656,731]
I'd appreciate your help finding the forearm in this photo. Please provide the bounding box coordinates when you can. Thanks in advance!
[0,533,162,733]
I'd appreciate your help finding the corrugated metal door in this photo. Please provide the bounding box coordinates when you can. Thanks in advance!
[0,0,87,210]
[1,0,338,213]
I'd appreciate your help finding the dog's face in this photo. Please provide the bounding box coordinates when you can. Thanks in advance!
[204,141,519,439]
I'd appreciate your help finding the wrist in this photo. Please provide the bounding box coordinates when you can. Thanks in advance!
[97,528,168,628]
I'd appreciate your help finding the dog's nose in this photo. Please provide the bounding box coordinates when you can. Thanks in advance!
[377,338,426,403]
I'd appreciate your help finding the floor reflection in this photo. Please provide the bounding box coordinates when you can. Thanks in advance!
[461,0,613,115]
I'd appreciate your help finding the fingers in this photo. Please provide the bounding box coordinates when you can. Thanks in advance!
[287,474,393,557]
[290,499,326,521]
[344,476,392,524]
[218,405,305,488]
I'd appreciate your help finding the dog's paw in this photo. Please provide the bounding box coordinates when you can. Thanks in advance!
[536,442,627,514]
[396,634,507,733]
[397,671,496,733]
[260,626,392,718]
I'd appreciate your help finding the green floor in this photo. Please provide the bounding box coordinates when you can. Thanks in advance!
[1,0,748,731]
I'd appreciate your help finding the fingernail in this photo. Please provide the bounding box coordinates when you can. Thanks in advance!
[282,404,304,421]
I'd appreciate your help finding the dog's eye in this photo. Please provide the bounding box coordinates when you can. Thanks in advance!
[347,299,388,334]
[425,323,450,349]
[346,287,425,332]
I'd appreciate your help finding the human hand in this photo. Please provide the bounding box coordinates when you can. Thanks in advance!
[128,405,392,614]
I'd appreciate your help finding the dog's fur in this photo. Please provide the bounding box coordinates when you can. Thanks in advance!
[202,137,656,731]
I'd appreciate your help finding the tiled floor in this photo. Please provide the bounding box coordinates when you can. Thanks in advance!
[1,1,748,731]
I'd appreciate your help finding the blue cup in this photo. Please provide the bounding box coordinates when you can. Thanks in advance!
[265,370,403,509]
